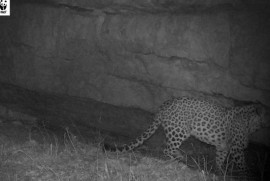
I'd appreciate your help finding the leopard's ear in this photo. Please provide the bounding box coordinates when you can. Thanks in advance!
[255,104,265,116]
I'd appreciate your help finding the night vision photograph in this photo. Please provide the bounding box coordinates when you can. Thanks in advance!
[0,0,269,180]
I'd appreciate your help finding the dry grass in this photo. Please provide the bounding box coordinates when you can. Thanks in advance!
[0,120,223,181]
[0,116,267,181]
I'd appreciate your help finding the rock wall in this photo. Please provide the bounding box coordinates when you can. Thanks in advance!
[0,0,270,112]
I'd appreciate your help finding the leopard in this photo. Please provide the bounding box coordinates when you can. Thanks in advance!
[103,96,265,174]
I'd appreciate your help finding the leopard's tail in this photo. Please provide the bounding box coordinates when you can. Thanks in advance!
[103,117,161,152]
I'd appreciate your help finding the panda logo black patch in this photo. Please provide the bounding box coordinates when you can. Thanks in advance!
[0,0,7,11]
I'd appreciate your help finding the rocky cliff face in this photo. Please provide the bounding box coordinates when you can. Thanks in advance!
[0,1,269,130]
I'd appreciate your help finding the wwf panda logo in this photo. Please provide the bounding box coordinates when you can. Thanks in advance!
[0,0,7,10]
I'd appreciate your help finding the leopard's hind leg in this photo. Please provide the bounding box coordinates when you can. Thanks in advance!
[163,126,190,159]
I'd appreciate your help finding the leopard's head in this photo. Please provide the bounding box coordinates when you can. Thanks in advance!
[248,104,266,134]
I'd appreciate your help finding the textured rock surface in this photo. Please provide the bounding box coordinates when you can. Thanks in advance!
[1,1,270,111]
[0,82,156,140]
[0,1,270,143]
